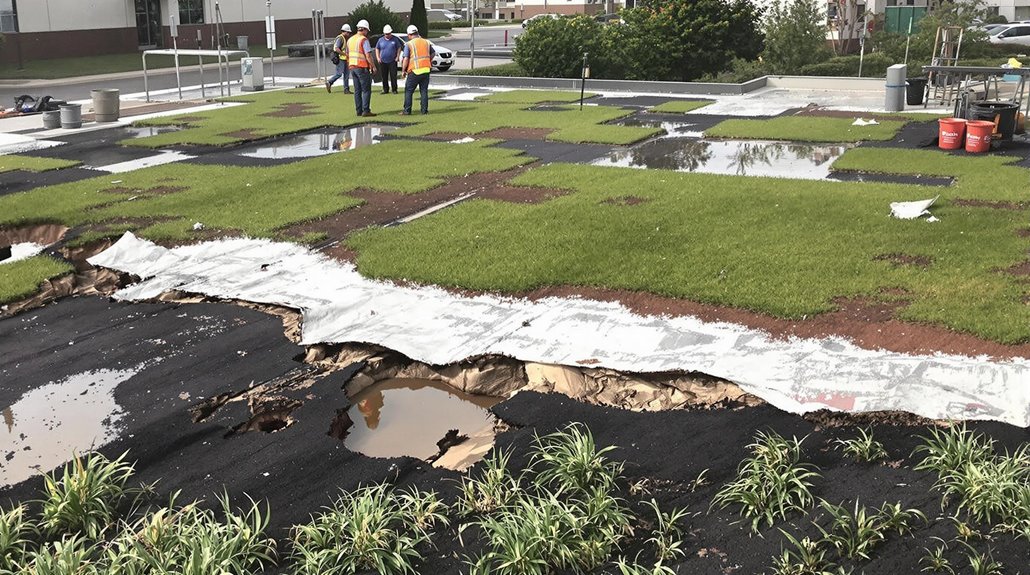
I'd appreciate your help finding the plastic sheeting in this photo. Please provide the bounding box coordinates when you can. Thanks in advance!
[90,233,1030,427]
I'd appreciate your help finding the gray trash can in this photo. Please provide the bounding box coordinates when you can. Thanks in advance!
[885,64,906,112]
[237,35,249,50]
[42,110,61,129]
[59,104,82,129]
[91,89,120,122]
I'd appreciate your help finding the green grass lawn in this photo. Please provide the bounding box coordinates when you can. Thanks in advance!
[128,87,659,147]
[651,100,713,114]
[0,156,80,173]
[347,150,1030,343]
[706,116,908,142]
[0,256,74,304]
[0,139,528,243]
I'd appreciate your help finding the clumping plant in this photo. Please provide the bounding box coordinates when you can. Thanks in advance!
[465,424,633,575]
[769,530,836,575]
[963,546,1004,575]
[712,430,821,531]
[920,539,955,574]
[105,492,275,575]
[40,451,136,540]
[530,423,623,496]
[24,534,99,575]
[913,425,994,475]
[833,428,888,463]
[613,557,677,575]
[916,426,1028,538]
[290,483,439,575]
[815,500,886,561]
[641,499,688,565]
[0,504,37,572]
[457,448,522,516]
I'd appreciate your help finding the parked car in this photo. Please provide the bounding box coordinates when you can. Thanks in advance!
[594,13,623,24]
[989,23,1030,46]
[368,33,455,72]
[522,13,560,28]
[427,9,463,22]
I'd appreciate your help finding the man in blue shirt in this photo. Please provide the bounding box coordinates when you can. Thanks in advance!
[375,25,405,94]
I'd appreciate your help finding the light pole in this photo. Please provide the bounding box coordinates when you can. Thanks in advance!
[470,0,476,70]
[266,0,275,86]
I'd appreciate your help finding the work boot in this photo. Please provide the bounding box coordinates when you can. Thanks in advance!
[325,81,332,93]
[344,89,352,94]
[362,112,377,117]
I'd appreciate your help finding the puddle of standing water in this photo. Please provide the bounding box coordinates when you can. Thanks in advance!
[238,125,397,159]
[343,378,501,461]
[1,367,141,487]
[613,117,703,137]
[122,126,185,138]
[592,138,853,180]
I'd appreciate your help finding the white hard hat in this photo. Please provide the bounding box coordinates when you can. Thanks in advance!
[407,24,418,35]
[383,24,393,34]
[357,19,370,30]
[341,24,352,32]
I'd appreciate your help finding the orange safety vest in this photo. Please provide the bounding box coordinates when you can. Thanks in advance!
[347,34,370,68]
[406,37,432,75]
[334,33,349,57]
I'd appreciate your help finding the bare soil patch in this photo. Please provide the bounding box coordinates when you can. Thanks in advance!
[602,195,650,206]
[477,184,567,204]
[873,252,933,268]
[260,103,319,118]
[1005,260,1030,276]
[0,223,68,247]
[1018,228,1030,238]
[952,198,1028,210]
[284,167,531,250]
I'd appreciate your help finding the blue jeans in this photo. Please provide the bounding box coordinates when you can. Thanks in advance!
[403,72,431,114]
[328,60,349,91]
[350,68,373,114]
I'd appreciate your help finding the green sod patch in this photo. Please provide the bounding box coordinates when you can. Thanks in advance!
[706,116,907,142]
[348,155,1030,344]
[128,87,656,148]
[0,156,80,173]
[0,139,529,243]
[650,100,713,114]
[476,90,596,104]
[0,256,74,304]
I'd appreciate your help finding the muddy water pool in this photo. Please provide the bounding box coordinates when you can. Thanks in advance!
[343,378,501,461]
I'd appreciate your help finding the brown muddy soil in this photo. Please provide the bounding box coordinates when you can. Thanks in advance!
[477,184,567,204]
[260,103,319,118]
[873,252,933,268]
[953,198,1028,210]
[602,195,651,206]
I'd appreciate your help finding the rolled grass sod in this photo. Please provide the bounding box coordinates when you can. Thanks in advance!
[0,256,74,304]
[349,159,1030,344]
[127,87,655,148]
[650,100,714,114]
[0,156,80,173]
[0,139,529,243]
[706,116,907,142]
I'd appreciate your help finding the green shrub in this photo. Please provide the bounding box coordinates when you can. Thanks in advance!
[450,62,529,77]
[514,16,616,79]
[347,0,404,37]
[700,57,770,83]
[798,52,894,77]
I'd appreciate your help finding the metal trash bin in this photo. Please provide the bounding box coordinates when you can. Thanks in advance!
[91,89,120,122]
[241,57,265,92]
[969,101,1019,141]
[885,64,906,112]
[42,110,61,129]
[237,35,249,50]
[59,104,82,129]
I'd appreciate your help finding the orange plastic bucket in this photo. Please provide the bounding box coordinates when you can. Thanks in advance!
[965,120,994,153]
[938,118,967,150]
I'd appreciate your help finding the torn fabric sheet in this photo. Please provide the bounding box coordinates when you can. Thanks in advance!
[852,118,879,126]
[90,233,1030,427]
[890,196,939,220]
[1,243,45,265]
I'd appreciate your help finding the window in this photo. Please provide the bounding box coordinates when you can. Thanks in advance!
[0,0,17,33]
[179,0,204,25]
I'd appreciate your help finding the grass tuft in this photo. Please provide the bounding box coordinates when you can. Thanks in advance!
[0,156,80,173]
[40,451,136,540]
[0,255,75,305]
[834,428,888,463]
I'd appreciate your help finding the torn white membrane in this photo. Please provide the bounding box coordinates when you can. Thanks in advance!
[891,196,939,220]
[90,233,1030,427]
[0,243,45,265]
[852,118,879,126]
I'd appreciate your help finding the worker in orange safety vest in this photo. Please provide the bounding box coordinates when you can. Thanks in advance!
[399,25,436,116]
[347,19,378,117]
